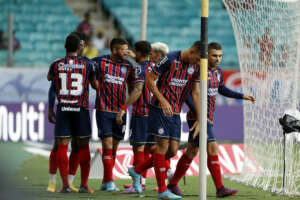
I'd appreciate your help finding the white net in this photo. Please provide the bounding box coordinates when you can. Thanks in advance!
[223,0,300,196]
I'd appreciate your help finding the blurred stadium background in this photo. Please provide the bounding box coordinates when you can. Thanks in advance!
[0,0,299,199]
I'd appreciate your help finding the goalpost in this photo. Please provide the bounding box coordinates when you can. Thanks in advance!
[223,0,300,196]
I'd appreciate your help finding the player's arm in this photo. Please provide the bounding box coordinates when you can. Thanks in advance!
[185,91,196,114]
[218,85,255,103]
[146,71,173,116]
[48,81,56,124]
[190,82,201,138]
[47,60,58,81]
[88,61,99,90]
[116,82,144,125]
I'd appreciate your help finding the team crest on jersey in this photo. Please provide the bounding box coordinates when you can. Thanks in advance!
[158,127,164,135]
[187,67,195,74]
[121,66,127,74]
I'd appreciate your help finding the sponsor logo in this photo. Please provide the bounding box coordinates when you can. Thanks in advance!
[208,88,218,96]
[158,127,164,135]
[61,99,78,104]
[61,107,80,112]
[104,74,125,85]
[187,67,195,74]
[0,102,45,142]
[169,78,188,87]
[121,66,127,74]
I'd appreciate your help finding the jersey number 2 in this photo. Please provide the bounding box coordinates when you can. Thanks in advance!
[59,73,83,96]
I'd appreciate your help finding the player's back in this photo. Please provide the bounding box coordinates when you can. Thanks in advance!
[132,60,154,116]
[49,56,95,110]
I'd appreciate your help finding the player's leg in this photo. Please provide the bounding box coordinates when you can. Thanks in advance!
[46,140,58,192]
[75,109,94,193]
[96,111,115,191]
[206,122,237,197]
[68,137,79,192]
[53,108,72,193]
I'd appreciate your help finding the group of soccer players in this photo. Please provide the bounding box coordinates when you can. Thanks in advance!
[46,31,255,199]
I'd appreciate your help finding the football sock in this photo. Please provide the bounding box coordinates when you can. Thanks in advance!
[57,144,69,187]
[49,150,57,175]
[112,149,117,167]
[69,151,80,176]
[169,154,193,186]
[208,155,223,190]
[135,155,153,176]
[102,149,113,183]
[141,150,151,178]
[79,144,90,187]
[153,152,167,193]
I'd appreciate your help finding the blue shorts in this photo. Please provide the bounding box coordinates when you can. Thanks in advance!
[55,106,91,138]
[146,134,156,145]
[148,105,181,141]
[187,120,215,147]
[96,111,126,140]
[129,115,148,146]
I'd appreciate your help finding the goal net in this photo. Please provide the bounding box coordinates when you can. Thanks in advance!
[223,0,300,196]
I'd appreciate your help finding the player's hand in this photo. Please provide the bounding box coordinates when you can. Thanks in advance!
[116,109,126,125]
[243,95,255,104]
[48,109,56,124]
[190,120,200,138]
[161,99,173,117]
[124,50,136,58]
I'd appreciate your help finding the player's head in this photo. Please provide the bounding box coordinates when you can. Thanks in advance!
[65,34,80,53]
[150,42,169,62]
[134,40,151,62]
[208,42,223,69]
[71,31,87,56]
[110,38,129,60]
[186,40,201,65]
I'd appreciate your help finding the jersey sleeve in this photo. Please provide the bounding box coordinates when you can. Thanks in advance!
[87,60,97,81]
[193,65,200,82]
[151,55,171,76]
[219,69,225,86]
[133,63,145,83]
[47,62,56,81]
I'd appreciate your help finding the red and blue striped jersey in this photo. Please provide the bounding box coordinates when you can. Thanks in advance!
[48,56,96,109]
[132,60,154,116]
[92,55,144,113]
[151,51,200,114]
[187,67,226,122]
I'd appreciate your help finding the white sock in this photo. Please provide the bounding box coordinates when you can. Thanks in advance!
[141,177,146,185]
[68,175,75,184]
[49,174,56,183]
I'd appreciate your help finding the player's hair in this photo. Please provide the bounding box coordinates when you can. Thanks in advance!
[71,31,87,43]
[110,38,128,51]
[134,40,151,57]
[65,34,80,53]
[208,42,222,51]
[191,40,202,53]
[151,42,169,55]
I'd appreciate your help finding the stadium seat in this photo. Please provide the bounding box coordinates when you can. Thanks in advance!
[101,0,239,68]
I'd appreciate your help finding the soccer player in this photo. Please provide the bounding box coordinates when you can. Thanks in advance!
[129,41,202,200]
[167,42,255,197]
[47,32,96,193]
[46,34,98,193]
[92,38,145,192]
[257,27,274,67]
[118,41,153,194]
[123,41,171,192]
[150,42,169,63]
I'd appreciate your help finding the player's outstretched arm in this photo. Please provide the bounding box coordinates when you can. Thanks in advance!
[116,82,144,125]
[190,82,201,138]
[146,71,173,117]
[243,94,255,104]
[48,82,56,124]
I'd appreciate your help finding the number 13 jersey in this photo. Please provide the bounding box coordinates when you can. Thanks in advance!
[48,56,96,109]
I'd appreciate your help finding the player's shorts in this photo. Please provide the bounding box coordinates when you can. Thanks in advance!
[129,115,148,146]
[146,134,156,145]
[148,105,181,142]
[96,111,126,140]
[187,120,215,147]
[55,106,91,138]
